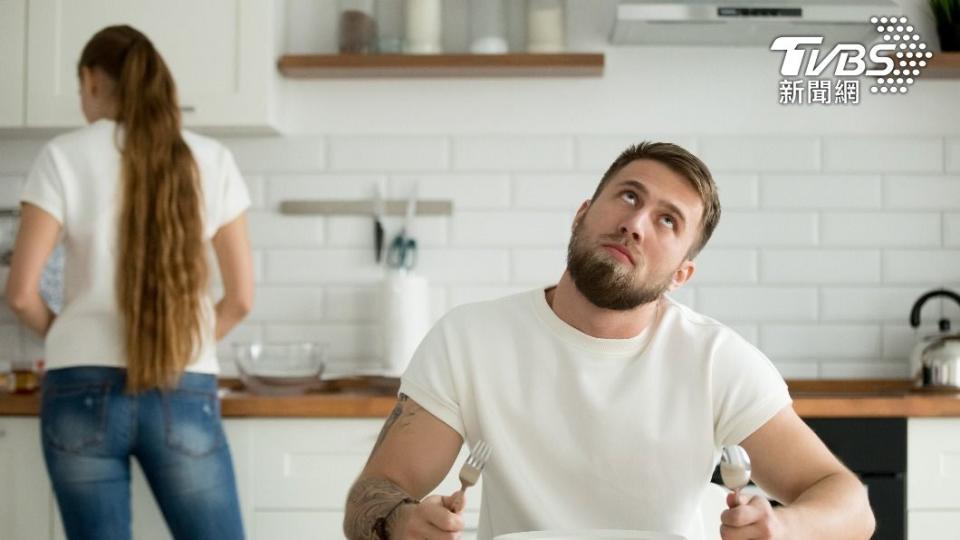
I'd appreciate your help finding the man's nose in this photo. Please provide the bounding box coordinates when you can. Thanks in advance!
[619,211,649,243]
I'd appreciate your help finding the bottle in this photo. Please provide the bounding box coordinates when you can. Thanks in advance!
[339,0,378,54]
[527,0,565,53]
[468,0,508,54]
[404,0,442,54]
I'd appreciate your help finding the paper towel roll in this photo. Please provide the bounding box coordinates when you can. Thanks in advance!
[381,270,431,376]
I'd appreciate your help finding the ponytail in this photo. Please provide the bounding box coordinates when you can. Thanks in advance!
[80,26,208,392]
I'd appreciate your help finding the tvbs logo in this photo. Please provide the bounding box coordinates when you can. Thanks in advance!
[771,37,895,77]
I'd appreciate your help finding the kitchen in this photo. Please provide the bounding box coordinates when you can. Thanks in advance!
[1,0,960,539]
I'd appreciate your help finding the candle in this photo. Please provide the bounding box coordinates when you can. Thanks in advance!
[404,0,442,54]
[527,0,565,53]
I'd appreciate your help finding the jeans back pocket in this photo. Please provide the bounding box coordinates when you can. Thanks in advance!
[41,383,110,454]
[163,389,225,457]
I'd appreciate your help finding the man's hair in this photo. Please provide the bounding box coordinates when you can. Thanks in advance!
[591,142,721,259]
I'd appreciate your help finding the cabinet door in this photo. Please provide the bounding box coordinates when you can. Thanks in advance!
[908,418,960,509]
[908,510,960,539]
[0,417,52,540]
[26,0,278,130]
[0,0,26,127]
[249,418,483,539]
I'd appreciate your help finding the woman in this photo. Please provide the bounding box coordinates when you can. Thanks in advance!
[5,25,253,539]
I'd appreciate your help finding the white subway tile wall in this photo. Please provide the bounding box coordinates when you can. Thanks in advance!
[1,134,958,379]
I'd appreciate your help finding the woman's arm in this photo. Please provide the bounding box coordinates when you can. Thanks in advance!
[211,213,254,340]
[5,203,60,337]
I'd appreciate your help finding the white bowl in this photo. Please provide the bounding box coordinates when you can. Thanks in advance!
[495,531,686,540]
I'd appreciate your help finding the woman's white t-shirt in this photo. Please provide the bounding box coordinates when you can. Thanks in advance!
[20,119,250,373]
[400,288,792,540]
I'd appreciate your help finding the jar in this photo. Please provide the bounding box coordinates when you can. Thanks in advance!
[376,0,404,53]
[468,0,507,54]
[404,0,442,54]
[338,0,378,54]
[527,0,565,53]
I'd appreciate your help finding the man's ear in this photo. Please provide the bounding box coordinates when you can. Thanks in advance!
[667,259,696,291]
[572,200,590,232]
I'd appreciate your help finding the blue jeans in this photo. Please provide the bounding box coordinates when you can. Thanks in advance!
[40,367,244,540]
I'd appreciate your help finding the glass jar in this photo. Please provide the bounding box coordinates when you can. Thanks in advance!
[375,0,403,53]
[468,0,507,54]
[404,0,442,54]
[527,0,565,53]
[338,0,378,54]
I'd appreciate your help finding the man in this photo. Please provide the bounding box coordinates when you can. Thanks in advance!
[345,143,875,540]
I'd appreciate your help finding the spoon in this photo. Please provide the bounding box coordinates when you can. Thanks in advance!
[720,445,752,506]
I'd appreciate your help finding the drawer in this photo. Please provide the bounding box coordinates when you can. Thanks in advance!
[250,419,480,512]
[908,510,960,540]
[253,510,480,540]
[908,418,960,509]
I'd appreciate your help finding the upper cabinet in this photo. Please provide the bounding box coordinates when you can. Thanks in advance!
[25,0,282,132]
[0,0,26,127]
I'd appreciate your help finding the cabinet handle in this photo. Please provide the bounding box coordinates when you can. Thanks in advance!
[180,105,197,113]
[0,428,6,438]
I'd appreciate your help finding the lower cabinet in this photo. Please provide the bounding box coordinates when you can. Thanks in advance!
[242,418,481,540]
[0,417,50,540]
[0,416,479,540]
[908,418,960,540]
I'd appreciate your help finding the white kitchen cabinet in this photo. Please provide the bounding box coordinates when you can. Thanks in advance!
[0,416,480,540]
[25,0,281,132]
[0,417,52,540]
[247,418,482,539]
[908,418,960,539]
[0,0,26,127]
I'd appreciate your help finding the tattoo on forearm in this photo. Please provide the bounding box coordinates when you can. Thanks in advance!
[344,476,411,540]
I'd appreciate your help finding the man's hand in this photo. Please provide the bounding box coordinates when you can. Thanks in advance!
[393,493,465,539]
[720,492,787,540]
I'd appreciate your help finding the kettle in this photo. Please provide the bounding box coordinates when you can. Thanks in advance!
[909,289,960,389]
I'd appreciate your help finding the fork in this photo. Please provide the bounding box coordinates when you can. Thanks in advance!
[449,439,491,513]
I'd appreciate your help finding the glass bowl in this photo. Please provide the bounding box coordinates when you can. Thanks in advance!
[233,342,327,395]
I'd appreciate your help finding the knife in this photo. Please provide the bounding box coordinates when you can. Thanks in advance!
[373,181,385,264]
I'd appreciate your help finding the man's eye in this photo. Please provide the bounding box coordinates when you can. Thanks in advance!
[621,191,637,204]
[660,215,676,229]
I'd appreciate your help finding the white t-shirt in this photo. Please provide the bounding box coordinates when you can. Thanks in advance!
[400,288,791,540]
[21,118,250,373]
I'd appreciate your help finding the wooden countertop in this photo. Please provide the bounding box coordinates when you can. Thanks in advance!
[4,378,960,418]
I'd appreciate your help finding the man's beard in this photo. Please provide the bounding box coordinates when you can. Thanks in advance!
[566,221,675,311]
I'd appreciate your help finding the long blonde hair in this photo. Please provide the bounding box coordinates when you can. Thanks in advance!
[79,25,208,392]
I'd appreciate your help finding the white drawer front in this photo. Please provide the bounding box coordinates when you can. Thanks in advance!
[908,510,960,540]
[908,418,960,509]
[250,419,481,512]
[254,510,479,540]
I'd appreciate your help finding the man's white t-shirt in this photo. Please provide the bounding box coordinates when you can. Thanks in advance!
[20,118,250,373]
[400,288,791,540]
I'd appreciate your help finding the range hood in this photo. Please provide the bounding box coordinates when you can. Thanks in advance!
[612,0,903,46]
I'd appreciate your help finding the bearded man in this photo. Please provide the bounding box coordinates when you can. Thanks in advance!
[344,143,876,540]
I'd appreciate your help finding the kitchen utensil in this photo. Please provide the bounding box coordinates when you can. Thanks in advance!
[909,289,960,389]
[720,445,752,505]
[494,531,686,540]
[386,186,418,270]
[373,181,385,263]
[449,439,491,513]
[233,342,327,395]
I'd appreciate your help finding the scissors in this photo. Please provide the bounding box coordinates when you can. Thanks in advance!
[386,187,418,270]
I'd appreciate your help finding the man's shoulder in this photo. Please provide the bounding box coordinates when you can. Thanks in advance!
[659,294,753,348]
[440,288,536,328]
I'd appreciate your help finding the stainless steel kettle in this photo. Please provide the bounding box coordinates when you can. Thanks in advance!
[909,289,960,389]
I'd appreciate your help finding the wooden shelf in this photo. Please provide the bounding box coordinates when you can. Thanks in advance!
[277,53,604,78]
[923,52,960,79]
